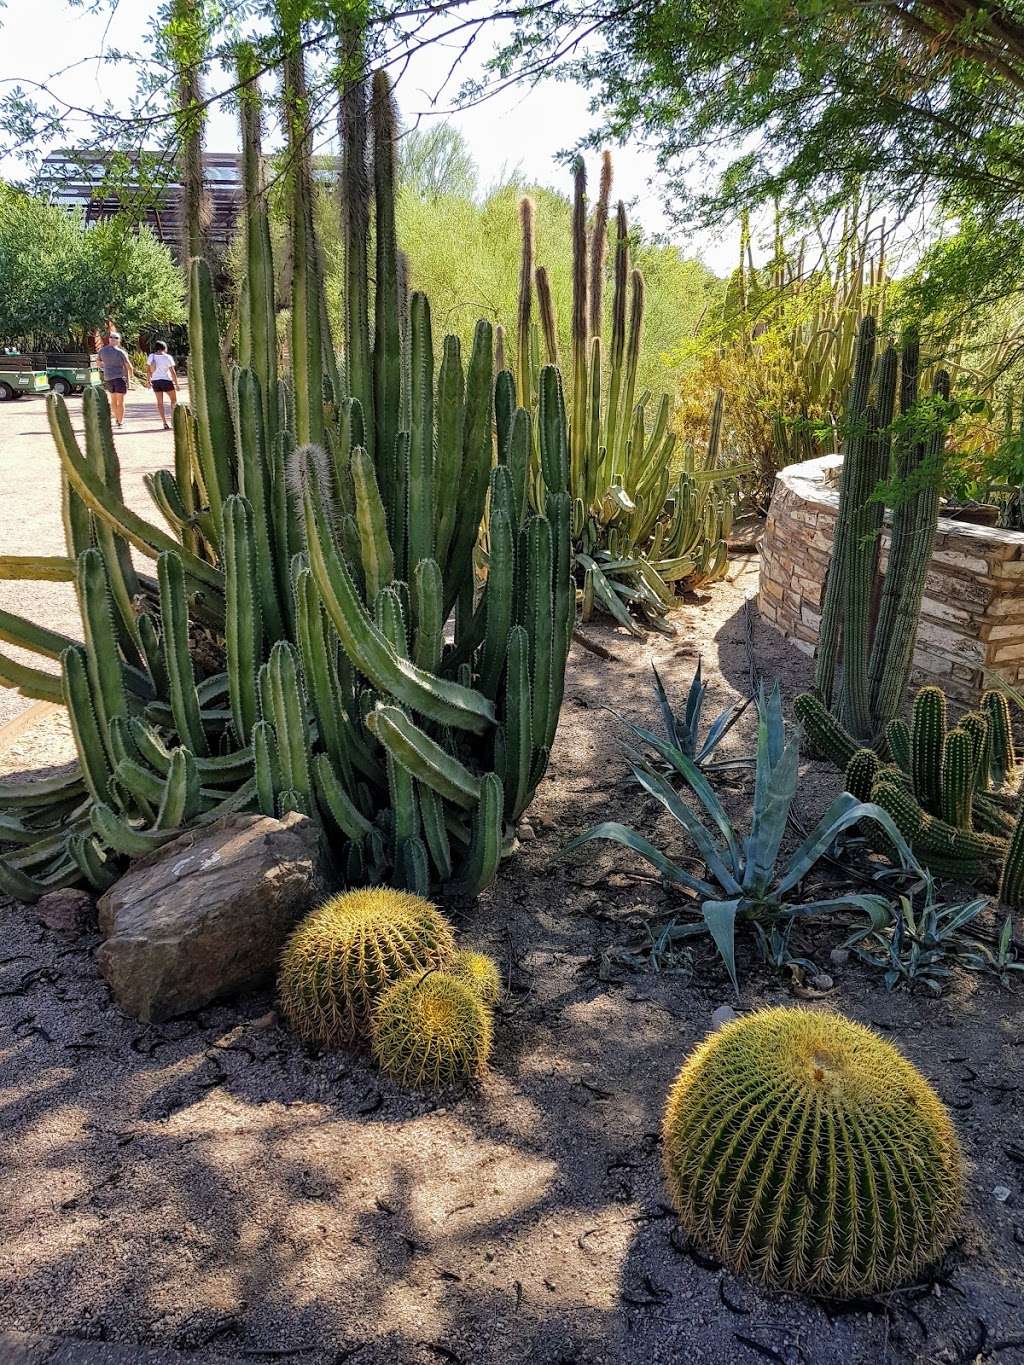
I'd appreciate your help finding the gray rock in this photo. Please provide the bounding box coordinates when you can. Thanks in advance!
[810,972,835,991]
[36,887,96,937]
[711,1004,738,1030]
[992,1184,1012,1203]
[516,821,538,842]
[828,947,850,968]
[96,812,327,1022]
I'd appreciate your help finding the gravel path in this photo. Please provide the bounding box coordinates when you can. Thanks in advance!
[0,386,184,727]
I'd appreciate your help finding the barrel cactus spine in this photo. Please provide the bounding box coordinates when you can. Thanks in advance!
[661,1008,964,1298]
[370,969,493,1088]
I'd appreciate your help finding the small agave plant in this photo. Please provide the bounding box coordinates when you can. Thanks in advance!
[569,682,922,991]
[621,660,752,777]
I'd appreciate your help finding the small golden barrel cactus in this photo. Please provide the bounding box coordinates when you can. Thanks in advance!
[278,888,457,1046]
[662,1007,964,1298]
[450,948,502,1005]
[371,970,492,1088]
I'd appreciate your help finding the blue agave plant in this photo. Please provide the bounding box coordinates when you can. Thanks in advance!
[569,681,922,992]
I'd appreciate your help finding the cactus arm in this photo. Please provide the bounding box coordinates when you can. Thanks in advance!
[351,447,395,601]
[417,782,452,880]
[407,291,436,586]
[412,558,444,675]
[940,728,974,830]
[77,548,130,751]
[265,641,312,806]
[372,69,402,498]
[313,751,373,840]
[253,719,281,817]
[502,624,534,822]
[188,258,235,538]
[61,646,113,806]
[157,551,211,757]
[910,685,946,817]
[302,479,495,734]
[366,704,482,810]
[998,793,1024,908]
[235,369,285,642]
[479,508,514,700]
[526,514,554,747]
[48,395,224,595]
[222,495,262,746]
[446,771,503,897]
[434,335,466,569]
[442,320,494,612]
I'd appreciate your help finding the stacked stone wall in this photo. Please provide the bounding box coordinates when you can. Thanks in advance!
[759,456,1024,704]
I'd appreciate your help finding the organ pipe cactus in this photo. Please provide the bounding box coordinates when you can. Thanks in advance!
[814,318,953,743]
[0,58,572,903]
[519,155,747,633]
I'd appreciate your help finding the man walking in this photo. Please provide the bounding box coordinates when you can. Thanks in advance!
[97,331,133,427]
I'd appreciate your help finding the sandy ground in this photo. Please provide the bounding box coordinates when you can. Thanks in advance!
[0,384,183,727]
[1,557,1022,1365]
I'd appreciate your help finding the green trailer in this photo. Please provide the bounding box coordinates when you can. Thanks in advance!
[41,352,102,396]
[0,355,49,402]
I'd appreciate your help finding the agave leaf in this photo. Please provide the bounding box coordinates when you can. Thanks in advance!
[564,821,716,897]
[630,761,742,895]
[702,897,741,995]
[641,731,742,875]
[696,693,753,766]
[682,656,705,750]
[744,730,800,896]
[774,796,922,896]
[651,663,683,751]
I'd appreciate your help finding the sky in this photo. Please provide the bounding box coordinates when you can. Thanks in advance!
[0,0,743,275]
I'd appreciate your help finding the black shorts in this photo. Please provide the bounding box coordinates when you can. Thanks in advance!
[105,378,128,395]
[152,379,175,393]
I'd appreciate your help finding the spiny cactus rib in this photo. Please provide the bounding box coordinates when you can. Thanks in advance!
[793,692,859,770]
[998,792,1024,908]
[911,686,947,817]
[982,689,1016,787]
[940,727,975,831]
[370,970,492,1089]
[662,1008,964,1297]
[278,889,457,1045]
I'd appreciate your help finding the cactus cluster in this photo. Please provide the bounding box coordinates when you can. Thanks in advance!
[797,686,1019,885]
[278,888,500,1088]
[814,317,953,743]
[516,156,744,633]
[278,888,458,1045]
[662,1007,964,1298]
[0,57,572,903]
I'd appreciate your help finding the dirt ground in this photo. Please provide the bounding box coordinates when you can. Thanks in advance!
[1,559,1023,1365]
[0,385,183,727]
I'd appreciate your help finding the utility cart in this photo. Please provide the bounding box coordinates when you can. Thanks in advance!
[0,354,50,402]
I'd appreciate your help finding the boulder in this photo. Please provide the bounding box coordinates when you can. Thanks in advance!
[36,887,96,937]
[96,812,327,1022]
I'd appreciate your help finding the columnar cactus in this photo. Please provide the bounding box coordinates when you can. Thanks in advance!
[983,689,1016,787]
[517,155,743,632]
[912,685,948,817]
[845,747,881,802]
[814,318,953,743]
[662,1008,964,1297]
[0,55,574,904]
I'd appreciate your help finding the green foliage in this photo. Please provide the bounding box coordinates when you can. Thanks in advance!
[278,889,458,1046]
[370,969,493,1088]
[0,63,573,904]
[661,1007,965,1296]
[568,682,920,992]
[844,890,1010,993]
[0,184,184,348]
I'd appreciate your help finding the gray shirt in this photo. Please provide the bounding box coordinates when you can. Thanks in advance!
[98,344,130,381]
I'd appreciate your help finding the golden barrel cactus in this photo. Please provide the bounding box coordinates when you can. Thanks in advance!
[450,948,502,1005]
[662,1007,964,1298]
[370,970,492,1089]
[278,888,457,1046]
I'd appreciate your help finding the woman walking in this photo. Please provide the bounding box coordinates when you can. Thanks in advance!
[97,331,133,427]
[146,341,179,430]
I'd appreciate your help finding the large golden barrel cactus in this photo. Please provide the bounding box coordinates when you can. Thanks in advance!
[278,889,457,1046]
[371,970,492,1089]
[662,1007,964,1298]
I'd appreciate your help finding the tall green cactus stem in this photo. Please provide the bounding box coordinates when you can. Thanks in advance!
[814,316,875,711]
[998,792,1024,908]
[960,710,991,794]
[282,32,326,447]
[222,494,261,745]
[517,196,535,409]
[341,32,373,454]
[885,717,912,773]
[845,748,881,802]
[911,685,946,817]
[940,727,974,830]
[983,689,1016,786]
[188,258,234,540]
[236,42,277,445]
[371,68,400,500]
